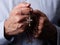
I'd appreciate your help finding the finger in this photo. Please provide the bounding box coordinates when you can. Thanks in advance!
[6,23,23,32]
[15,2,31,9]
[14,15,29,23]
[14,7,33,15]
[18,22,28,29]
[16,22,28,33]
[9,14,29,23]
[20,7,33,15]
[7,22,28,35]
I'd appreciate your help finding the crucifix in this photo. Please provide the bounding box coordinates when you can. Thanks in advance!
[26,15,32,27]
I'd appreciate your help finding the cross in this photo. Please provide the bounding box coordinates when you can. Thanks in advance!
[26,16,32,27]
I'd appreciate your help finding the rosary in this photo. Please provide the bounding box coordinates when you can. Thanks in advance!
[22,0,34,44]
[22,0,33,27]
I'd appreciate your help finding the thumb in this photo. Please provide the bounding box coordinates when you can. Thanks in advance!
[18,2,31,8]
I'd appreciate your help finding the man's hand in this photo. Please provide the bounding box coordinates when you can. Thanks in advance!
[4,3,32,36]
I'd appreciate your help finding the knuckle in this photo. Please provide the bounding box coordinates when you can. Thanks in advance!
[21,8,32,15]
[15,10,22,15]
[15,16,21,22]
[15,11,20,15]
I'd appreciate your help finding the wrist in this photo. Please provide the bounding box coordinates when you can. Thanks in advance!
[4,20,13,41]
[4,27,13,41]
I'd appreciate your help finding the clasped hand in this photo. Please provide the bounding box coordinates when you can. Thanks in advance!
[4,2,57,41]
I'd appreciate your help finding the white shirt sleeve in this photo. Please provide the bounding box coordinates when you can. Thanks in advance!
[0,20,14,45]
[0,0,14,44]
[0,20,9,44]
